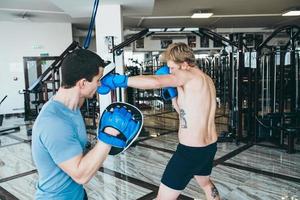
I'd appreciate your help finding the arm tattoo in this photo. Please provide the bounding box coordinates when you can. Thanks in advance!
[179,109,187,128]
[211,184,219,199]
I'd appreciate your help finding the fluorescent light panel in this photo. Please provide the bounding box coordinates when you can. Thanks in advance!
[282,10,300,16]
[166,28,182,32]
[191,13,213,18]
[183,27,199,31]
[149,28,166,32]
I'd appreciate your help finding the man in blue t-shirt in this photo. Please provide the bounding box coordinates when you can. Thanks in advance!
[32,49,119,200]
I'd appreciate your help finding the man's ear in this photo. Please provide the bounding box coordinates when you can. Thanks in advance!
[181,62,189,70]
[77,79,86,89]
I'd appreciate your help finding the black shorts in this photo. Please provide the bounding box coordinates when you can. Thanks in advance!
[161,142,217,190]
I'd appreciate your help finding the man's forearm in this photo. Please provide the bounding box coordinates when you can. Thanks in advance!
[75,141,111,184]
[127,75,162,89]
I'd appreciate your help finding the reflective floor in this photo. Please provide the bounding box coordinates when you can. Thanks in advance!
[0,109,299,200]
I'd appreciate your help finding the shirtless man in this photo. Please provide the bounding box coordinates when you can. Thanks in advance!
[98,42,220,200]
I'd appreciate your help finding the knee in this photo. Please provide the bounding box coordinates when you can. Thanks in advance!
[156,194,177,200]
[197,177,212,188]
[156,183,181,200]
[156,191,163,200]
[156,193,166,200]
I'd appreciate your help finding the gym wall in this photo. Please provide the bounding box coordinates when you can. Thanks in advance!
[0,22,72,114]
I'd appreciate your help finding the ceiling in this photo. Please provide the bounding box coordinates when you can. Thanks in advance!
[0,0,299,31]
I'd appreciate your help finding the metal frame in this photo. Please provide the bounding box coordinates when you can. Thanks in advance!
[254,25,300,153]
[23,41,80,120]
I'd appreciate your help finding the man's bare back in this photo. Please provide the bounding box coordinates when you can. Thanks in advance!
[175,67,218,147]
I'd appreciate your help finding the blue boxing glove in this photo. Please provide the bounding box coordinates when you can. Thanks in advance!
[97,73,128,95]
[155,65,178,100]
[97,103,142,155]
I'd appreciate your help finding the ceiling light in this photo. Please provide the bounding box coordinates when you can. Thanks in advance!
[191,11,213,18]
[166,28,182,32]
[183,27,199,31]
[149,28,166,32]
[282,10,300,16]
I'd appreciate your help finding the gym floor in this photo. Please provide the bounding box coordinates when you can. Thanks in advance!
[0,109,299,200]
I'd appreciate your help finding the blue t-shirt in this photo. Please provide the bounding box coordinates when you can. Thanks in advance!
[32,98,88,200]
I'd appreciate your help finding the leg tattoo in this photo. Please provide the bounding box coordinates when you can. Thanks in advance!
[210,184,219,199]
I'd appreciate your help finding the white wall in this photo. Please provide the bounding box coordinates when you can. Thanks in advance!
[0,22,72,114]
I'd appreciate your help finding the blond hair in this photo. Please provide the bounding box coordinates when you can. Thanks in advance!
[163,42,196,66]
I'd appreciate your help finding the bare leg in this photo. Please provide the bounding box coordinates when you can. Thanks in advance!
[156,183,181,200]
[194,176,220,200]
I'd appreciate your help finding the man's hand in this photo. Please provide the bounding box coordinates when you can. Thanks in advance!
[103,127,119,137]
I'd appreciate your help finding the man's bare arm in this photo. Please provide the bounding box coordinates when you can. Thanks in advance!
[59,127,118,184]
[127,74,183,89]
[59,141,110,184]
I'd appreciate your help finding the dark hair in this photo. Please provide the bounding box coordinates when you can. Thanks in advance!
[61,49,106,88]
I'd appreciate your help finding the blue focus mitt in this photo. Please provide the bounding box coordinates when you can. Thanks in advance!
[97,102,143,155]
[155,65,178,100]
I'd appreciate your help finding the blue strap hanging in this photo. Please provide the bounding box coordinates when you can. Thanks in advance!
[83,0,99,49]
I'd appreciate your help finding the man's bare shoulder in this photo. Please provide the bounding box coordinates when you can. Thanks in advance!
[190,68,206,81]
[195,68,214,82]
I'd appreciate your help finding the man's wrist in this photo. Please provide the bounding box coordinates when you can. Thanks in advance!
[96,140,112,150]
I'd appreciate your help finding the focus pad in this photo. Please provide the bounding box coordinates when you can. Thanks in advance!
[98,102,143,155]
